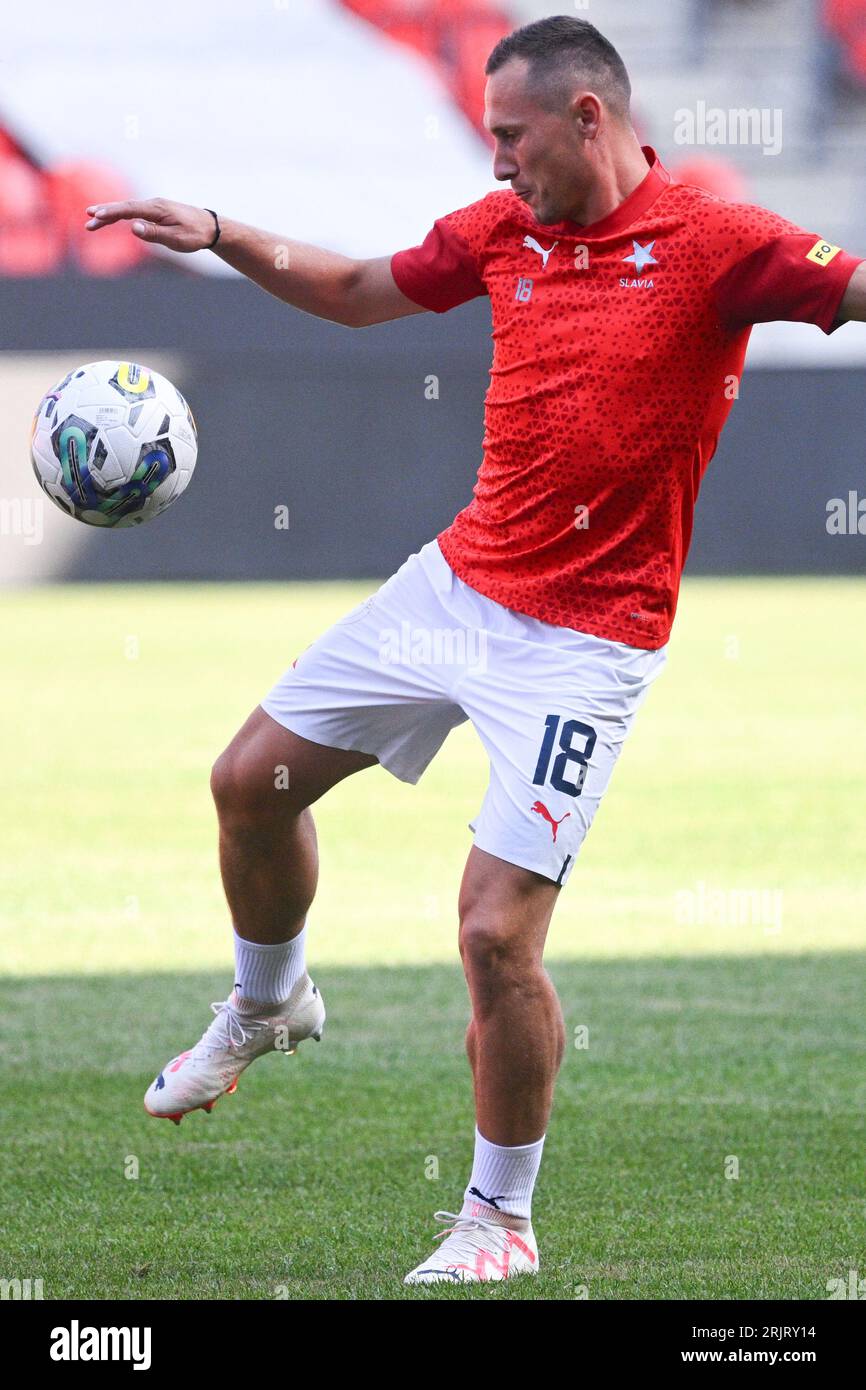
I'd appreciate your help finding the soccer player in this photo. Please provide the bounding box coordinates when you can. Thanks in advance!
[86,15,866,1285]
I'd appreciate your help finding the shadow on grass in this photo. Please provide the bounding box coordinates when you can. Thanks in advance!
[0,953,864,1300]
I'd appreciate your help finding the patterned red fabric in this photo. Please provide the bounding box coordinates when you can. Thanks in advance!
[391,148,862,648]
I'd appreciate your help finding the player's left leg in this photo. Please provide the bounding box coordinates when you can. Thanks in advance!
[403,848,560,1285]
[459,847,563,1147]
[404,590,668,1285]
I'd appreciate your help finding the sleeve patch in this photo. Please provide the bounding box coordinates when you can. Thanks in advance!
[712,232,863,334]
[806,240,841,267]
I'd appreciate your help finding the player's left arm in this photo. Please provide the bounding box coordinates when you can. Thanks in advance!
[837,261,866,322]
[710,213,866,336]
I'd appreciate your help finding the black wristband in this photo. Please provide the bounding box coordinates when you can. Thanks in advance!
[204,208,221,248]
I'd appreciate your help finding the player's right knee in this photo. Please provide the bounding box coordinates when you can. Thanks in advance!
[210,746,250,818]
[210,743,304,822]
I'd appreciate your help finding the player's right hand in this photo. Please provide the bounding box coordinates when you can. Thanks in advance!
[85,198,217,252]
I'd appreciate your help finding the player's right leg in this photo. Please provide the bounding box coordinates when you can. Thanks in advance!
[212,708,377,945]
[144,717,376,1122]
[145,542,468,1123]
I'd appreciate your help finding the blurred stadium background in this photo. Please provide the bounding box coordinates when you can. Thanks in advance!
[1,0,864,1300]
[4,0,866,583]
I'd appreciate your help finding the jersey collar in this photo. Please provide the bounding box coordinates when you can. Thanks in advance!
[543,145,671,239]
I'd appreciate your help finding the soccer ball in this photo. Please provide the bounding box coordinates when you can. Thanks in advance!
[30,360,197,527]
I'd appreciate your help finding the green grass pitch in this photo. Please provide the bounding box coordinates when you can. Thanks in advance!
[1,576,864,1300]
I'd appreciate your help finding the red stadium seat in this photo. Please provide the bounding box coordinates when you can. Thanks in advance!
[47,162,148,275]
[824,0,866,85]
[668,156,749,202]
[449,11,513,135]
[0,122,148,276]
[341,0,511,135]
[0,150,63,274]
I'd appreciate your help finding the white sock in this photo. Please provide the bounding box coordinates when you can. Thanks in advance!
[461,1126,546,1223]
[232,924,307,1006]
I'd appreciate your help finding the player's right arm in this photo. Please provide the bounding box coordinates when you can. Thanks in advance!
[84,198,428,329]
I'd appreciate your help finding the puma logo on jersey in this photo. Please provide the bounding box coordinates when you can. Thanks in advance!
[523,235,558,270]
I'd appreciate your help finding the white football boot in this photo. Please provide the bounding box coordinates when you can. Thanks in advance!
[144,973,325,1123]
[404,1208,539,1285]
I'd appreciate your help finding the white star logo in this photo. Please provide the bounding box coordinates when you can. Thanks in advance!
[623,240,658,275]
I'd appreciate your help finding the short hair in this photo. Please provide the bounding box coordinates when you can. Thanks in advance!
[485,15,632,120]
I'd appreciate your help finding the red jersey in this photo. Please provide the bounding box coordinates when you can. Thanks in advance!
[390,147,862,648]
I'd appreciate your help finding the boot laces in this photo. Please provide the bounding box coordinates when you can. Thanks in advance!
[430,1210,510,1262]
[191,999,271,1058]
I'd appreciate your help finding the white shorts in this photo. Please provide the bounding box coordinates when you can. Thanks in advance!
[261,539,667,886]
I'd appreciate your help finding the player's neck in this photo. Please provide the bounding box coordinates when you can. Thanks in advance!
[564,135,651,228]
